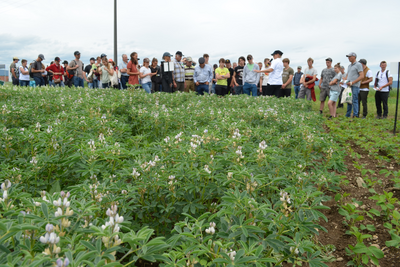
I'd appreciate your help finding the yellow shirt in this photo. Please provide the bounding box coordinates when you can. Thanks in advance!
[215,67,229,86]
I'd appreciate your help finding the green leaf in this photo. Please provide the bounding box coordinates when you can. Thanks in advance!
[368,246,384,259]
[41,203,49,220]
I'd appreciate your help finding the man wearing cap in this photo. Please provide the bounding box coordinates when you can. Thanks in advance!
[318,58,336,114]
[46,57,65,87]
[293,66,303,99]
[184,57,195,92]
[374,61,393,119]
[255,50,283,97]
[67,51,88,88]
[225,59,234,95]
[119,54,130,90]
[173,51,185,92]
[10,57,20,86]
[343,52,364,118]
[193,57,213,95]
[358,59,373,118]
[31,54,46,86]
[84,57,96,89]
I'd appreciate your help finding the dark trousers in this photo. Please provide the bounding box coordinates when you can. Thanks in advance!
[162,79,173,93]
[265,84,281,97]
[215,85,227,96]
[12,76,19,85]
[375,91,389,117]
[33,76,45,87]
[120,75,129,89]
[196,84,209,95]
[358,91,369,117]
[152,82,162,93]
[278,88,291,98]
[338,87,345,108]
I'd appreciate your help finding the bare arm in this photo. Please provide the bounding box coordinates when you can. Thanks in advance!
[361,77,373,85]
[11,68,17,78]
[329,78,338,86]
[19,66,29,75]
[347,71,364,86]
[285,74,293,87]
[305,75,317,85]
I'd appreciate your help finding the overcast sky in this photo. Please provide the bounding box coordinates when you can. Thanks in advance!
[1,0,399,78]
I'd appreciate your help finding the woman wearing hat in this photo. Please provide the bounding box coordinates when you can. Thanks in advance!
[160,52,174,93]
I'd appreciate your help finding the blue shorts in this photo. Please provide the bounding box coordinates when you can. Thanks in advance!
[329,90,340,102]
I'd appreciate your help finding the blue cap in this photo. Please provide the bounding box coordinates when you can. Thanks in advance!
[163,52,172,58]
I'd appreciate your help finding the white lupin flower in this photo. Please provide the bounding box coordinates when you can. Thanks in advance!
[55,207,63,217]
[259,141,267,150]
[228,250,236,261]
[53,198,62,207]
[63,198,70,207]
[132,168,140,177]
[45,224,54,233]
[3,190,8,200]
[99,133,105,142]
[30,157,38,165]
[115,214,124,223]
[40,233,50,244]
[204,165,211,174]
[46,126,52,133]
[49,232,60,244]
[210,222,216,228]
[168,175,175,180]
[101,114,106,119]
[164,136,170,143]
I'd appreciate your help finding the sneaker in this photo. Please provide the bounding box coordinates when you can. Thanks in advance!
[383,116,387,119]
[362,116,366,119]
[376,115,381,119]
[328,116,333,120]
[319,110,323,114]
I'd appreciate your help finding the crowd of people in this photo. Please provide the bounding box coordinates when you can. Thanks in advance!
[9,50,394,119]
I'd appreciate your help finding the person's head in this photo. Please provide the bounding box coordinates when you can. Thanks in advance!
[97,56,101,63]
[13,57,19,63]
[359,59,367,69]
[122,54,128,62]
[199,57,205,68]
[90,57,95,64]
[185,56,193,67]
[37,54,45,62]
[334,63,341,73]
[225,59,231,69]
[63,60,68,67]
[218,58,225,68]
[307,58,314,67]
[346,52,357,63]
[130,52,138,65]
[297,66,302,73]
[340,66,345,74]
[213,64,218,70]
[238,56,246,66]
[203,54,209,63]
[176,51,183,62]
[380,61,387,70]
[54,57,61,65]
[247,54,254,64]
[271,50,283,59]
[21,59,27,67]
[233,62,237,68]
[264,58,270,67]
[258,62,262,69]
[143,58,150,67]
[325,58,332,68]
[109,59,115,66]
[282,58,290,68]
[74,51,81,60]
[151,58,158,67]
[102,57,108,66]
[162,52,172,62]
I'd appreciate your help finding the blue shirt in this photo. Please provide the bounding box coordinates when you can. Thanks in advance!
[194,64,213,83]
[118,61,129,76]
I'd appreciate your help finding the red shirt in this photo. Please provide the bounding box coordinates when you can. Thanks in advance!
[127,61,139,85]
[46,64,65,81]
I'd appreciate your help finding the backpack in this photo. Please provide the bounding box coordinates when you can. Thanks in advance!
[28,61,36,78]
[375,70,392,90]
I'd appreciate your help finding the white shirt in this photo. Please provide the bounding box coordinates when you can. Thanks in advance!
[268,58,283,85]
[19,66,30,81]
[360,70,373,91]
[140,66,152,84]
[377,69,392,92]
[261,67,270,86]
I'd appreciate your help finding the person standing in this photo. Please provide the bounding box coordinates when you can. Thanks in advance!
[31,54,46,86]
[203,54,213,93]
[233,62,238,69]
[298,58,318,101]
[318,58,336,114]
[374,61,393,119]
[212,64,218,94]
[215,58,230,96]
[150,58,162,93]
[358,59,373,118]
[232,56,245,95]
[344,52,364,118]
[139,58,155,94]
[293,66,303,99]
[62,60,73,87]
[67,51,88,87]
[279,58,294,98]
[18,59,30,86]
[95,56,103,89]
[10,57,20,86]
[98,56,114,88]
[84,57,96,88]
[184,56,196,92]
[172,51,185,92]
[127,52,140,88]
[225,59,234,95]
[255,50,283,97]
[119,54,130,89]
[259,58,270,96]
[46,57,65,87]
[160,52,174,93]
[338,66,346,108]
[193,57,213,95]
[327,63,343,119]
[242,55,260,97]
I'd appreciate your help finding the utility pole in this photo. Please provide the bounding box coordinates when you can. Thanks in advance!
[114,0,118,66]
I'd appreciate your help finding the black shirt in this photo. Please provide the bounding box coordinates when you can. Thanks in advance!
[160,62,173,83]
[227,68,234,87]
[84,65,92,74]
[234,66,244,86]
[150,65,161,84]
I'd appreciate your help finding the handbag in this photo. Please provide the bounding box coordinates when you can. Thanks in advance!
[341,86,352,104]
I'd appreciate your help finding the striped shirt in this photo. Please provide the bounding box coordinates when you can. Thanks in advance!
[173,59,185,82]
[184,65,195,80]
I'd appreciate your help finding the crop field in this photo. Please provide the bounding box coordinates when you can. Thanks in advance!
[0,85,399,267]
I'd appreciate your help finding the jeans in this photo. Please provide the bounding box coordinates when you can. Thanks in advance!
[19,80,30,86]
[375,91,389,117]
[243,82,258,97]
[346,86,360,117]
[102,83,110,89]
[142,82,152,94]
[33,76,45,87]
[12,76,19,85]
[211,83,216,94]
[92,79,99,88]
[358,91,369,117]
[73,77,84,87]
[49,80,65,87]
[233,85,243,95]
[196,84,209,95]
[120,75,129,89]
[294,85,301,99]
